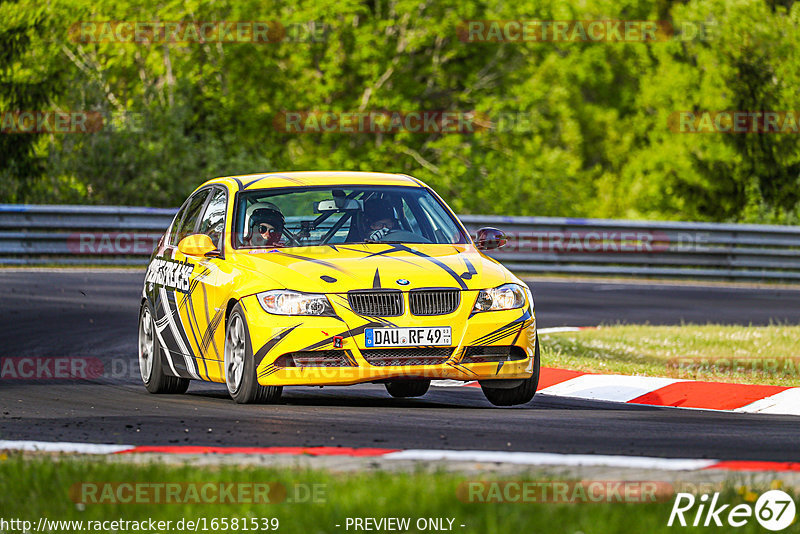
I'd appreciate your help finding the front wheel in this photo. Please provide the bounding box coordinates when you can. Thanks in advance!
[386,380,430,398]
[138,301,190,394]
[479,334,540,406]
[225,303,282,404]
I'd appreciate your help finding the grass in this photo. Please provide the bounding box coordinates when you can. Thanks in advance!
[0,455,789,534]
[540,324,800,386]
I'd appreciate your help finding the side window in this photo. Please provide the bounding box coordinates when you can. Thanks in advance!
[173,190,210,245]
[198,188,227,249]
[167,201,190,245]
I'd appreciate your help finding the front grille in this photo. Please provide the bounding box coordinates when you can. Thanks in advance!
[362,347,454,366]
[274,351,354,368]
[348,290,403,316]
[409,289,460,316]
[461,346,527,363]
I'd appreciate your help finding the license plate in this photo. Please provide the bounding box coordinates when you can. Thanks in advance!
[365,327,451,347]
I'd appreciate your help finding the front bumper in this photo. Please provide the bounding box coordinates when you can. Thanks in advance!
[241,293,537,387]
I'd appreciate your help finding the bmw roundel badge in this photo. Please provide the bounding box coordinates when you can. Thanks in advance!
[396,279,410,286]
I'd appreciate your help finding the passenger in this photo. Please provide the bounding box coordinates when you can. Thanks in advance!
[249,206,285,247]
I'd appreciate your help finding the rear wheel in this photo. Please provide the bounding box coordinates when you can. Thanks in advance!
[385,380,431,398]
[225,303,282,404]
[480,334,540,406]
[138,301,190,394]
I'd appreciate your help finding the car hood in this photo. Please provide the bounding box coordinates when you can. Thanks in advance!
[230,243,514,295]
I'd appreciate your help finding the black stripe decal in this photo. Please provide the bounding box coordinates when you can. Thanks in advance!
[366,244,468,289]
[336,301,397,327]
[199,282,222,358]
[470,322,521,346]
[511,318,534,345]
[372,268,381,289]
[254,324,302,368]
[299,321,383,351]
[168,291,197,360]
[258,363,281,379]
[202,307,225,356]
[241,177,263,189]
[343,349,357,366]
[274,251,347,272]
[446,361,478,376]
[461,256,478,280]
[335,245,418,266]
[182,287,209,379]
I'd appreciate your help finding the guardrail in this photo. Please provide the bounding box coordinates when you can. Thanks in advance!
[1,204,799,282]
[0,205,173,266]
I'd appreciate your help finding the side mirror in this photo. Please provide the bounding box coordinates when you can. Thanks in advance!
[178,234,219,257]
[475,227,507,250]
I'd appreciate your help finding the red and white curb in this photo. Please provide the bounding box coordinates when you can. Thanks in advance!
[432,326,800,416]
[528,369,796,415]
[1,440,799,473]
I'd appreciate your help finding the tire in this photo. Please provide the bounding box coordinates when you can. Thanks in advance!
[138,301,190,394]
[480,333,540,407]
[225,303,283,404]
[385,380,431,398]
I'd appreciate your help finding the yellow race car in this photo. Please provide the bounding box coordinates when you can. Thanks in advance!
[138,171,538,406]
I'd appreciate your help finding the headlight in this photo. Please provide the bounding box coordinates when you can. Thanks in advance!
[473,284,526,312]
[257,290,335,316]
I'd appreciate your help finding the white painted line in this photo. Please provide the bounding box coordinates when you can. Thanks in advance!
[538,327,582,334]
[1,440,793,472]
[539,374,685,403]
[734,388,800,416]
[431,380,476,387]
[0,440,135,454]
[383,449,717,471]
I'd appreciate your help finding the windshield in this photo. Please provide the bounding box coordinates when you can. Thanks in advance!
[233,185,469,249]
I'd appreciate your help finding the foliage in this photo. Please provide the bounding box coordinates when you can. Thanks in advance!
[1,0,799,223]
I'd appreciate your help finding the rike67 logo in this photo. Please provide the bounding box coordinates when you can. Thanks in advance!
[668,490,796,530]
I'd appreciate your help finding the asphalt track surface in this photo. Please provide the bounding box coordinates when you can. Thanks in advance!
[2,270,800,461]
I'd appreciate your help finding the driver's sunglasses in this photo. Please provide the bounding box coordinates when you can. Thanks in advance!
[258,224,278,235]
[370,220,392,230]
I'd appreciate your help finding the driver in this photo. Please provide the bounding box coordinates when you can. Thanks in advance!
[249,206,285,247]
[363,198,397,241]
